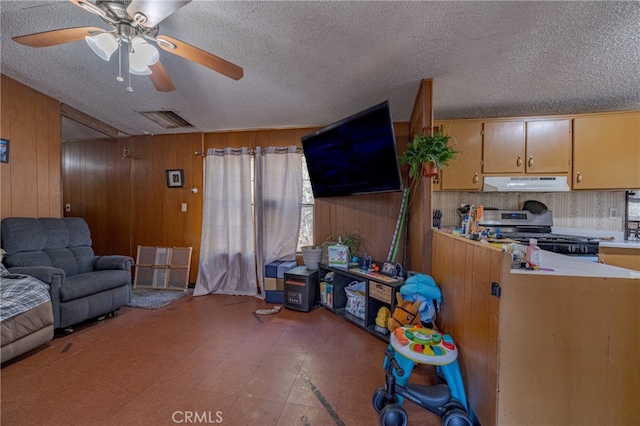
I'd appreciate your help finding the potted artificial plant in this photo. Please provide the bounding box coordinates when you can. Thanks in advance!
[400,127,459,180]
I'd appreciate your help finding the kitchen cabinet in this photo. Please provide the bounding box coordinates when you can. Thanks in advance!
[432,231,640,426]
[573,111,640,189]
[482,119,571,175]
[435,121,483,190]
[525,119,572,173]
[598,246,640,271]
[482,121,525,173]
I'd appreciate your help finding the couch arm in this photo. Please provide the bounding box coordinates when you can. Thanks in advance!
[8,266,65,329]
[8,266,65,287]
[94,255,134,271]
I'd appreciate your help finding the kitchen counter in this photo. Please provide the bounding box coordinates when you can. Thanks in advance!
[552,227,640,248]
[598,239,640,249]
[511,250,640,278]
[432,229,640,426]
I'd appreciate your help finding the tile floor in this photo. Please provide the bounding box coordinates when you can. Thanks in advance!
[1,293,444,425]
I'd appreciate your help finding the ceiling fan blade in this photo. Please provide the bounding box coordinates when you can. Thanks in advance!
[12,27,104,48]
[149,62,176,92]
[67,0,106,17]
[156,35,244,81]
[127,0,191,27]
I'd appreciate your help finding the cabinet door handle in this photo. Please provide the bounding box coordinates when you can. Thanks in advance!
[516,156,522,167]
[528,156,534,168]
[576,172,582,183]
[473,173,479,184]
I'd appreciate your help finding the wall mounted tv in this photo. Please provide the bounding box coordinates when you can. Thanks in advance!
[301,101,403,198]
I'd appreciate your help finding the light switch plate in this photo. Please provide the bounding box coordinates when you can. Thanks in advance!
[181,203,187,212]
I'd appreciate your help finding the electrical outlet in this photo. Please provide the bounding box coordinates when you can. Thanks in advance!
[65,203,71,212]
[609,207,618,220]
[181,203,187,212]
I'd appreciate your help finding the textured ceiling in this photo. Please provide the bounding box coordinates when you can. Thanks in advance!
[1,1,639,140]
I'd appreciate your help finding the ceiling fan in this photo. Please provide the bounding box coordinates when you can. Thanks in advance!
[12,0,243,92]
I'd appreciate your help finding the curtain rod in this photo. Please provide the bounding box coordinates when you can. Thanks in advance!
[205,146,302,156]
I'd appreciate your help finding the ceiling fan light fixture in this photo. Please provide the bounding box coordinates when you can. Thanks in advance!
[85,32,118,61]
[129,66,152,76]
[129,36,159,74]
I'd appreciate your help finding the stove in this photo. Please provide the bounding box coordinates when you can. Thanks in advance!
[478,210,600,256]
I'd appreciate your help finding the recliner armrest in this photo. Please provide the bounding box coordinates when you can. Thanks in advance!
[93,255,134,271]
[8,266,65,287]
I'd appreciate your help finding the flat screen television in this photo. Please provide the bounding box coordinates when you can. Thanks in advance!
[301,101,403,198]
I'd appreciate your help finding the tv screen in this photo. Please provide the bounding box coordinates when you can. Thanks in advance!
[301,101,403,198]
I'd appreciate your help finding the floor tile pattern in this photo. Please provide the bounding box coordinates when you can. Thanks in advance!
[1,293,443,425]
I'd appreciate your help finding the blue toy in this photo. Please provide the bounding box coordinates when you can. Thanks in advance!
[399,274,442,324]
[372,347,472,426]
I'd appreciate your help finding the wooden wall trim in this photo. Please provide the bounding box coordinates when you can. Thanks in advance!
[61,103,121,139]
[407,78,434,273]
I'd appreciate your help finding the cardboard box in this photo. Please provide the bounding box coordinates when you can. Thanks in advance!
[264,277,284,291]
[265,277,278,291]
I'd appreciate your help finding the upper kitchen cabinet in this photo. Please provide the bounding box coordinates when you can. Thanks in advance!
[436,120,483,190]
[525,119,572,173]
[482,121,525,173]
[482,119,571,175]
[573,111,640,190]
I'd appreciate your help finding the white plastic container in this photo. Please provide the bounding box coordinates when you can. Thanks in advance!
[526,238,542,270]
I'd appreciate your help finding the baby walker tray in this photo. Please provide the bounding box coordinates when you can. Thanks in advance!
[391,326,458,366]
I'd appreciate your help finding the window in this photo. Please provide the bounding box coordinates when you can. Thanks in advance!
[251,154,314,252]
[298,157,314,251]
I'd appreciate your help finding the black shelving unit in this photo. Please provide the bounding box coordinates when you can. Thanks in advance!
[317,263,404,342]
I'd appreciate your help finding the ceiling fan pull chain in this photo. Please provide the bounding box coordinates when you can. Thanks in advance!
[116,43,124,82]
[126,71,133,92]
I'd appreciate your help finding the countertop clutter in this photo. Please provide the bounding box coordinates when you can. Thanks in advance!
[510,250,640,279]
[439,227,640,278]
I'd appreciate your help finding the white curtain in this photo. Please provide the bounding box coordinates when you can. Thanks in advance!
[194,147,257,296]
[254,146,302,298]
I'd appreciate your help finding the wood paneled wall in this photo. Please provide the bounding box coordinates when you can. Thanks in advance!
[62,138,132,257]
[407,78,434,273]
[129,133,203,282]
[1,75,62,219]
[63,133,204,282]
[313,123,410,262]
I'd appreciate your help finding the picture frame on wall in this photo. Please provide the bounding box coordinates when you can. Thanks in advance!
[166,169,184,188]
[0,139,8,163]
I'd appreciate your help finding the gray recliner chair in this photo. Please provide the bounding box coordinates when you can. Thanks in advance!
[1,217,132,332]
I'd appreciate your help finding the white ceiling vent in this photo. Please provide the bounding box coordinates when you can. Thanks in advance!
[139,110,194,129]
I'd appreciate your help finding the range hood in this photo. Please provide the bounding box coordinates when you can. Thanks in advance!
[483,176,570,192]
